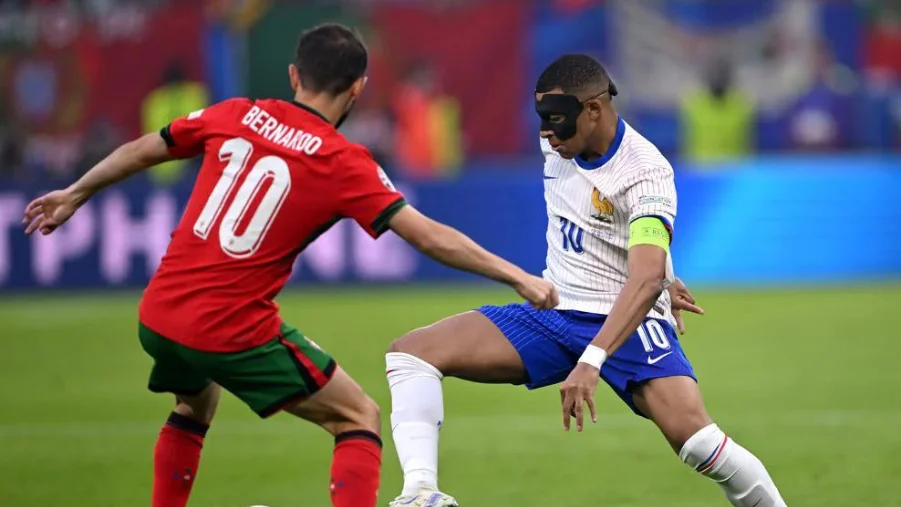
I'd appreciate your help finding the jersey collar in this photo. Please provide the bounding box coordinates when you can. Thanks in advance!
[575,117,625,170]
[290,100,330,124]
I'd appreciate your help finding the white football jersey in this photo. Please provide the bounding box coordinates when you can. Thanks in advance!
[541,118,677,326]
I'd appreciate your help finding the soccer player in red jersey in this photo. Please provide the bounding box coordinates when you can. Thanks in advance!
[22,24,557,507]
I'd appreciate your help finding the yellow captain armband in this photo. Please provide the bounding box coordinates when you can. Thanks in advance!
[628,217,671,252]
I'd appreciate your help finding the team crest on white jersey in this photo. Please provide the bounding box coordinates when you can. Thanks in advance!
[591,188,614,223]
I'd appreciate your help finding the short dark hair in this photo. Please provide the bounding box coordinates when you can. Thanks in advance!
[295,23,368,95]
[535,54,616,97]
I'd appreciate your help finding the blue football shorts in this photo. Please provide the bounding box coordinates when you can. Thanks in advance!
[478,303,696,417]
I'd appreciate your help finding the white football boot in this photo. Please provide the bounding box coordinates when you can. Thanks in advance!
[388,490,459,507]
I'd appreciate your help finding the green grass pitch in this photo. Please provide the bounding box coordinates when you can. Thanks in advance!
[1,284,899,506]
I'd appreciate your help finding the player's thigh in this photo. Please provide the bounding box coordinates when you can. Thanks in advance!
[389,309,527,383]
[633,375,712,452]
[138,322,212,397]
[282,366,380,436]
[596,318,697,417]
[187,324,337,419]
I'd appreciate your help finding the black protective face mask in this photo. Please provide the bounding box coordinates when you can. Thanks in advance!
[535,83,616,141]
[535,94,583,140]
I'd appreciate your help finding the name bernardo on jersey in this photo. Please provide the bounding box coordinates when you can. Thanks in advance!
[241,105,323,154]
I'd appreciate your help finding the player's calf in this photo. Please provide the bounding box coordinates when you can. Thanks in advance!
[386,349,445,496]
[285,366,381,435]
[635,377,789,507]
[152,384,221,507]
[387,311,528,498]
[173,383,221,425]
[285,367,382,507]
[633,375,712,451]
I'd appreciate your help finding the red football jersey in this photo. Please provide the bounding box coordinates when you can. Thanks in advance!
[139,98,406,352]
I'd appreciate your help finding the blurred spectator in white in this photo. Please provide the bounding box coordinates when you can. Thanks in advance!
[680,58,754,163]
[787,42,856,152]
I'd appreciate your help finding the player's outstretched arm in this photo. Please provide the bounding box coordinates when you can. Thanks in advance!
[66,132,173,201]
[388,205,558,309]
[23,133,173,236]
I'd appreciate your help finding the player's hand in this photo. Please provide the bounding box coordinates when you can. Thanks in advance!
[512,275,559,310]
[668,277,704,334]
[22,189,81,236]
[559,362,600,432]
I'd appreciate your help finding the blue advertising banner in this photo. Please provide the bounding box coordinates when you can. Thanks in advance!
[1,156,899,290]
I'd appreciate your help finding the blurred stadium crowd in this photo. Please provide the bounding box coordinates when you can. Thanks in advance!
[1,0,899,185]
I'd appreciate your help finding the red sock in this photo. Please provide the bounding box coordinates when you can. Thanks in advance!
[329,431,383,507]
[152,412,208,507]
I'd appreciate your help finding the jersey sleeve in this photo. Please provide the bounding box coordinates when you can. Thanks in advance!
[159,99,244,159]
[336,145,408,238]
[623,164,677,235]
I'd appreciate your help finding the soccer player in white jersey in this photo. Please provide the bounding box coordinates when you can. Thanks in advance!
[385,54,790,507]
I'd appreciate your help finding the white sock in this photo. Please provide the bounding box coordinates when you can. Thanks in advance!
[386,352,445,497]
[680,424,788,507]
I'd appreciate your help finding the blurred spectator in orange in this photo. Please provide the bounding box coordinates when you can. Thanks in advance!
[680,58,754,163]
[392,62,462,179]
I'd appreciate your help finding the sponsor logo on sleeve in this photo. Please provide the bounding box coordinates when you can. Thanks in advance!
[638,195,673,208]
[377,165,396,191]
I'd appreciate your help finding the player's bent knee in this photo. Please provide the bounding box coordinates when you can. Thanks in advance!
[667,420,711,452]
[173,401,214,425]
[347,393,381,432]
[387,328,427,355]
[661,404,711,451]
[324,395,381,436]
[635,376,711,451]
[388,323,464,374]
[359,395,381,433]
[289,367,382,436]
[173,384,220,425]
[388,330,442,366]
[386,337,407,354]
